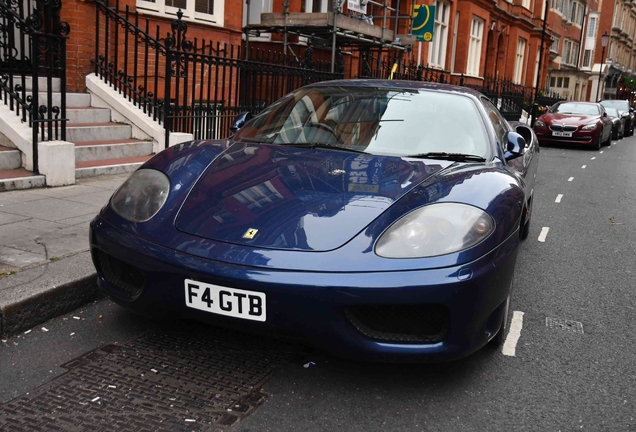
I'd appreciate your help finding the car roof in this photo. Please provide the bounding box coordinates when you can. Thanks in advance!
[307,79,486,99]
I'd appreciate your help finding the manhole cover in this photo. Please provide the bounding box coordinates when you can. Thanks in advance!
[0,322,307,431]
[546,317,584,334]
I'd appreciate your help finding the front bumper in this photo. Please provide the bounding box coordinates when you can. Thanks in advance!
[89,216,518,362]
[534,126,599,145]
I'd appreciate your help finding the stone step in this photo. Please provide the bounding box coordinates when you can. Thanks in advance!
[12,76,61,92]
[67,107,111,124]
[75,155,152,179]
[0,146,21,170]
[66,123,132,143]
[75,139,154,163]
[38,92,91,108]
[0,168,45,191]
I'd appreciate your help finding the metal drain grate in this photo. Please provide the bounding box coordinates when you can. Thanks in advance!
[0,322,307,431]
[546,317,584,334]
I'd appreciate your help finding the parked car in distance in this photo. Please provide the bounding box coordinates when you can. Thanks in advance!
[90,80,539,362]
[599,99,634,136]
[605,107,625,140]
[533,101,613,150]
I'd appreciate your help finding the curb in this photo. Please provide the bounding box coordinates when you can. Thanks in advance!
[0,251,102,337]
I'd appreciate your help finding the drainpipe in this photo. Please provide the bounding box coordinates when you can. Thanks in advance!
[531,0,550,127]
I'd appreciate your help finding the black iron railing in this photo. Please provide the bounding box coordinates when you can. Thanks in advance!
[0,0,69,174]
[94,0,342,147]
[359,56,565,121]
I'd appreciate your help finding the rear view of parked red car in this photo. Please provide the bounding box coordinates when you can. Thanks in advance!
[533,101,613,150]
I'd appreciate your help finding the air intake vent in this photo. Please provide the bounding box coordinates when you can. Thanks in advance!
[95,249,145,301]
[345,304,449,343]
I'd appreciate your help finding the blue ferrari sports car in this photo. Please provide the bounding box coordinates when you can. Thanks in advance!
[89,80,539,362]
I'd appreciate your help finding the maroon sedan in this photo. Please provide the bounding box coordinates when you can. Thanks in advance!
[534,101,613,150]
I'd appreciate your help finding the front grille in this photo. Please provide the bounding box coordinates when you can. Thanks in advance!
[345,304,450,343]
[95,249,146,301]
[549,125,578,132]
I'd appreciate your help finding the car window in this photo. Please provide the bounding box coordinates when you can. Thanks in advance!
[480,98,509,150]
[233,86,491,158]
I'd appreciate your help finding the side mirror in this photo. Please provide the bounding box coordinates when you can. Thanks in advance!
[504,131,526,161]
[229,111,252,133]
[602,112,608,117]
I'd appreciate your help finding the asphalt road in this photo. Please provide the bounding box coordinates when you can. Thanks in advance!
[2,136,636,431]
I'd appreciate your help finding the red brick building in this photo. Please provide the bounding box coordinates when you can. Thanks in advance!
[60,0,560,93]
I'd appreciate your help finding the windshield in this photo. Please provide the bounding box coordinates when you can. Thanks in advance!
[600,100,628,110]
[550,102,600,115]
[232,86,490,158]
[605,107,619,117]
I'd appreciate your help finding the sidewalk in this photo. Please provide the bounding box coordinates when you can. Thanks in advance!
[0,173,131,336]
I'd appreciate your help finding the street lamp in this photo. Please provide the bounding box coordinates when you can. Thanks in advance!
[596,32,610,101]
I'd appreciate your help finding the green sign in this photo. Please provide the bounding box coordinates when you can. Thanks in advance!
[412,4,435,42]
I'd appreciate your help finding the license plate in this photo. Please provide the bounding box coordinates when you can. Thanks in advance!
[184,279,266,322]
[552,131,572,137]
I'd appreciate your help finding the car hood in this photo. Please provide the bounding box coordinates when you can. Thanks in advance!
[542,113,598,124]
[175,142,452,251]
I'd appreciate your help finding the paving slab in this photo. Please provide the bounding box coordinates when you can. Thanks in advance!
[0,219,68,255]
[0,197,102,222]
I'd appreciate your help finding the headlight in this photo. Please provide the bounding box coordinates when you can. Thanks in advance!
[581,123,597,130]
[111,169,171,222]
[375,203,494,258]
[534,120,546,127]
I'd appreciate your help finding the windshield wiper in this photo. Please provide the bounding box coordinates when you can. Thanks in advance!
[281,142,370,154]
[406,152,486,162]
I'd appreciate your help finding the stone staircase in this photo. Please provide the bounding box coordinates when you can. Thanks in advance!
[0,77,155,190]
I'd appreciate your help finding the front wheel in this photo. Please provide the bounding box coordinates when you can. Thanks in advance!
[593,133,602,150]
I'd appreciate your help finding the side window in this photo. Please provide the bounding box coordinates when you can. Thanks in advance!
[480,98,510,150]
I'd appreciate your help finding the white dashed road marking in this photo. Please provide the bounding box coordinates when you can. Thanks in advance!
[600,151,604,154]
[568,177,574,181]
[538,227,550,242]
[591,157,596,160]
[582,165,586,169]
[555,194,563,203]
[502,311,525,357]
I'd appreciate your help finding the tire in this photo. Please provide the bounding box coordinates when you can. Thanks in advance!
[603,132,612,146]
[489,289,512,347]
[593,133,602,150]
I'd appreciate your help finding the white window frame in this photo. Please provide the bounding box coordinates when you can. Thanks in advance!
[551,37,559,53]
[244,0,273,41]
[427,0,450,69]
[467,16,484,77]
[587,16,597,38]
[304,0,330,13]
[582,49,592,68]
[563,40,571,64]
[136,0,225,25]
[513,38,526,84]
[522,0,531,10]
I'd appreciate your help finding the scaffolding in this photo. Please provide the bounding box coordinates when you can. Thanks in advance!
[245,0,417,73]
